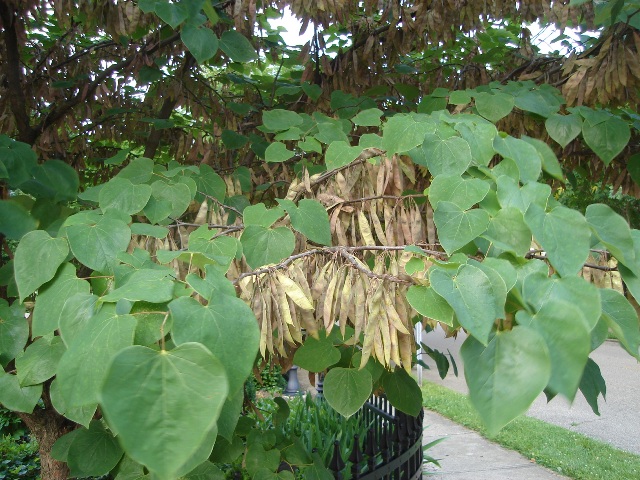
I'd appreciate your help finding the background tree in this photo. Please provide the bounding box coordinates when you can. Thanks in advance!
[0,1,639,478]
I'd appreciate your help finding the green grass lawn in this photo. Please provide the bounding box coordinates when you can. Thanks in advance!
[422,382,640,480]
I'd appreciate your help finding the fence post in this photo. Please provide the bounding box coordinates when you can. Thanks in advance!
[329,440,345,480]
[349,434,363,479]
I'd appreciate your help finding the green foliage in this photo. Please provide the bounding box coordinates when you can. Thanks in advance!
[1,3,640,476]
[0,435,40,480]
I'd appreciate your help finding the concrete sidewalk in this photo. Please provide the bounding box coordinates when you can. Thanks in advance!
[422,410,567,479]
[419,328,640,456]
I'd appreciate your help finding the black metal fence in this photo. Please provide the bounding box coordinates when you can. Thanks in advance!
[326,395,424,480]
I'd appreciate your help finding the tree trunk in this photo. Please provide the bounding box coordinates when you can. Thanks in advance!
[18,405,75,480]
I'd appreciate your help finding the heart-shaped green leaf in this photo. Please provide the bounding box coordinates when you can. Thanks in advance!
[600,289,640,359]
[461,327,550,435]
[14,230,68,302]
[31,263,90,337]
[100,343,228,480]
[56,307,136,407]
[67,420,123,478]
[381,367,423,416]
[98,177,152,215]
[169,295,259,395]
[323,367,372,417]
[293,335,341,372]
[582,116,630,165]
[430,265,498,345]
[524,204,591,277]
[428,175,490,211]
[433,201,490,254]
[181,24,219,64]
[240,225,295,268]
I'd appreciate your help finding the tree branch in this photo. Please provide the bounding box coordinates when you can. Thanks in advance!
[29,32,181,146]
[0,0,37,143]
[143,52,195,159]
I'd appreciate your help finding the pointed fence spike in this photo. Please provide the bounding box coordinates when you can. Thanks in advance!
[329,439,345,479]
[349,434,363,478]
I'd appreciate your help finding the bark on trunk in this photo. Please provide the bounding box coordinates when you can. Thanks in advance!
[18,405,75,480]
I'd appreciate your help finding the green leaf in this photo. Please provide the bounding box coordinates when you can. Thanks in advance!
[579,358,606,416]
[99,177,152,215]
[262,110,304,131]
[148,180,193,220]
[528,300,590,400]
[582,116,630,165]
[433,201,490,254]
[383,114,435,155]
[545,113,582,148]
[56,307,136,406]
[0,371,42,413]
[243,203,284,228]
[461,328,550,435]
[196,164,226,202]
[628,153,640,186]
[179,461,224,479]
[130,223,169,238]
[14,230,68,302]
[32,263,90,337]
[483,207,531,256]
[421,134,474,177]
[323,367,372,418]
[352,108,383,126]
[174,426,219,478]
[217,388,243,441]
[117,157,154,184]
[455,122,497,167]
[449,90,472,105]
[265,142,295,163]
[240,225,295,268]
[51,429,80,462]
[495,176,550,213]
[324,141,364,170]
[513,88,561,118]
[219,30,257,62]
[58,293,99,346]
[493,135,542,183]
[600,289,640,359]
[21,160,79,202]
[67,420,124,478]
[100,344,228,480]
[16,336,65,387]
[181,24,218,64]
[0,300,28,367]
[169,295,259,395]
[49,379,97,428]
[0,200,38,240]
[522,273,601,331]
[67,215,131,274]
[155,1,189,27]
[521,136,563,181]
[586,203,636,268]
[405,285,454,326]
[430,265,498,345]
[186,266,236,302]
[299,137,323,153]
[246,444,280,477]
[381,368,422,416]
[314,122,349,144]
[524,204,591,277]
[278,199,331,246]
[221,129,248,149]
[428,175,490,210]
[302,82,323,101]
[474,91,514,122]
[102,269,174,303]
[293,335,341,372]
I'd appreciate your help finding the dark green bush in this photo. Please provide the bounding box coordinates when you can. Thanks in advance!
[0,435,40,480]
